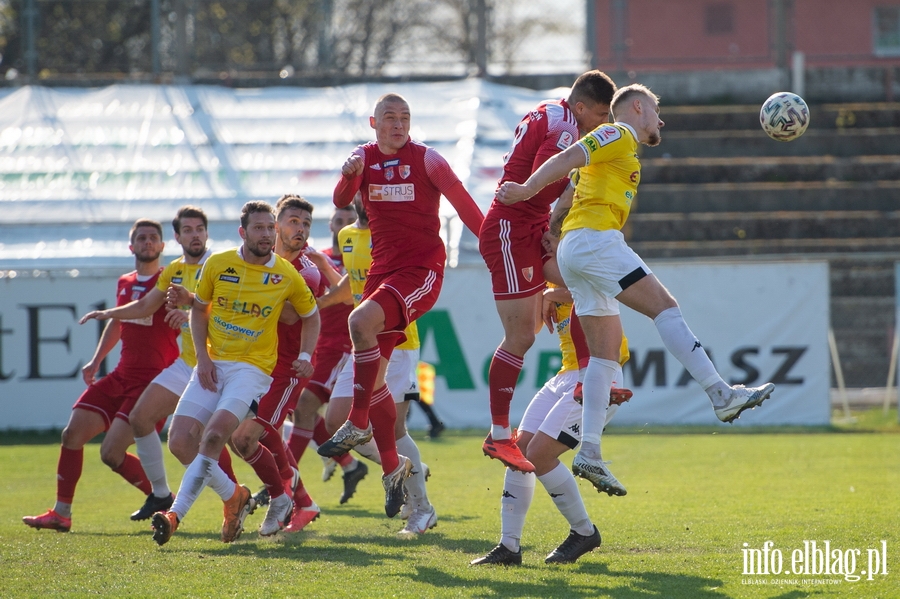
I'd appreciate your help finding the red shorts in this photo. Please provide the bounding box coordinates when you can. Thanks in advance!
[255,374,307,427]
[479,214,549,300]
[306,346,351,403]
[364,267,443,355]
[73,369,153,429]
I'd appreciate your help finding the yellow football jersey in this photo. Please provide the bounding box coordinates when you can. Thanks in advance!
[562,122,641,235]
[339,223,420,350]
[155,250,210,368]
[194,247,318,374]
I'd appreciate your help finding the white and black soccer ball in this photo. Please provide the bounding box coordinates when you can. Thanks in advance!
[759,92,810,142]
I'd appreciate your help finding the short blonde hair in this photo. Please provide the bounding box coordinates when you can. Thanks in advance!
[611,84,659,118]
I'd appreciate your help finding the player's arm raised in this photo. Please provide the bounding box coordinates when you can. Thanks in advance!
[78,287,166,324]
[497,144,587,205]
[333,152,365,208]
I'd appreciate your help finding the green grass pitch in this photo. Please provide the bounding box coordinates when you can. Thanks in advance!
[2,413,898,598]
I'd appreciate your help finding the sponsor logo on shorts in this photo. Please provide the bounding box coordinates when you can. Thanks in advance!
[521,266,533,282]
[568,423,580,435]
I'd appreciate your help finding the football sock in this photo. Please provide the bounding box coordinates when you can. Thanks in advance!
[348,346,381,429]
[293,484,313,509]
[134,432,170,497]
[288,426,314,462]
[538,462,594,537]
[245,444,285,499]
[353,439,382,464]
[111,452,152,495]
[396,433,428,508]
[56,446,83,505]
[171,454,217,519]
[570,309,591,370]
[208,461,237,501]
[653,307,727,401]
[581,357,617,448]
[53,501,73,519]
[312,415,331,445]
[258,421,295,480]
[488,348,524,431]
[499,469,535,552]
[218,447,237,483]
[336,452,355,470]
[368,386,399,475]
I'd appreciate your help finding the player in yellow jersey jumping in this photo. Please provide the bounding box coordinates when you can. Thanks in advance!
[150,201,320,546]
[498,83,775,496]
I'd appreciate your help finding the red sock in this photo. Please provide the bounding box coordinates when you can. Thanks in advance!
[258,421,296,480]
[488,348,524,428]
[245,445,285,499]
[56,446,83,504]
[111,452,152,495]
[348,346,381,429]
[293,484,313,509]
[288,426,314,463]
[312,415,331,445]
[218,446,237,483]
[570,307,590,370]
[335,451,354,468]
[369,386,399,475]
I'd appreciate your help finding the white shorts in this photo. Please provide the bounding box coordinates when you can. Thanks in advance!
[151,357,194,396]
[331,348,420,404]
[519,370,578,435]
[174,360,273,425]
[537,392,583,450]
[557,228,652,317]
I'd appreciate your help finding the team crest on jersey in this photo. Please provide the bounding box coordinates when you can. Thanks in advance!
[385,167,394,181]
[263,273,283,285]
[399,165,410,179]
[131,285,146,301]
[521,267,533,282]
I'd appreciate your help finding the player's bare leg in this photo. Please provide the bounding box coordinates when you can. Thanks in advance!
[99,417,152,503]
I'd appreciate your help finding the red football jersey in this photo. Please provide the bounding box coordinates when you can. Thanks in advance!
[353,139,461,276]
[271,253,321,378]
[115,270,180,376]
[488,99,579,225]
[315,247,352,355]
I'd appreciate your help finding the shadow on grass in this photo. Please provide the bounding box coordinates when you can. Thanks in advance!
[401,563,732,598]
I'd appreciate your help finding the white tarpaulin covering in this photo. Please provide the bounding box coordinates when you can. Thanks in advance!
[0,260,830,429]
[0,81,564,269]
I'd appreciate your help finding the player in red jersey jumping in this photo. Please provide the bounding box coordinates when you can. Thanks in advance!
[318,93,484,517]
[23,219,180,532]
[478,71,617,472]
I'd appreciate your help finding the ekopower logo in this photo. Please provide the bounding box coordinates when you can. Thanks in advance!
[741,540,888,584]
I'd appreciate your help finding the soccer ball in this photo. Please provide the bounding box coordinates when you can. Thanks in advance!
[759,92,810,141]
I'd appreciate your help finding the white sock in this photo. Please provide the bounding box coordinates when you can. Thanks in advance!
[53,501,72,518]
[170,454,217,520]
[341,456,360,473]
[134,432,170,497]
[491,425,511,441]
[604,363,625,427]
[353,438,382,464]
[208,462,237,501]
[581,357,617,447]
[654,307,726,400]
[396,434,428,509]
[538,462,594,537]
[499,469,535,552]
